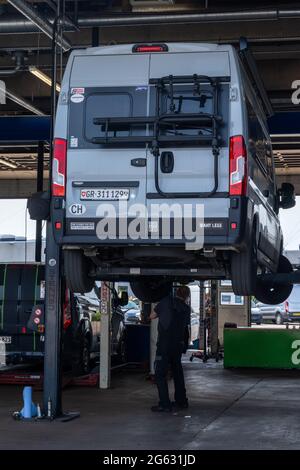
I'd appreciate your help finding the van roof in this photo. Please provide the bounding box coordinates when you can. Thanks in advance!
[71,42,234,57]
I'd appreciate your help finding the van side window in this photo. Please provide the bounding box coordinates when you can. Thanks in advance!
[246,97,274,181]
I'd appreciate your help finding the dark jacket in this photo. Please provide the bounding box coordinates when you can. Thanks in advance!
[154,295,191,353]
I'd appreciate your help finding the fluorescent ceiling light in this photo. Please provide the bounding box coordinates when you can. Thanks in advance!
[29,66,61,93]
[0,158,18,169]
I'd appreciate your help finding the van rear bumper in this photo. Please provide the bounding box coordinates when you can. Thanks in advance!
[53,196,249,248]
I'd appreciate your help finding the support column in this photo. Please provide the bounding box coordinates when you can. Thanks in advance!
[198,281,205,350]
[100,282,112,389]
[43,221,62,417]
[35,141,44,263]
[210,280,219,356]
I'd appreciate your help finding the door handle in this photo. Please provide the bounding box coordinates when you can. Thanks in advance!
[160,151,174,174]
[131,158,146,167]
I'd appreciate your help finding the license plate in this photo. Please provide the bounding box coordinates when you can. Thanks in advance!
[293,313,300,316]
[0,336,12,344]
[80,188,130,201]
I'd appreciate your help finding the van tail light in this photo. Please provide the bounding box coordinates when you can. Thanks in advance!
[285,301,289,313]
[63,289,72,330]
[229,135,247,196]
[52,138,67,197]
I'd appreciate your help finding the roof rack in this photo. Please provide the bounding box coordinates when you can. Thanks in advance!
[239,37,273,117]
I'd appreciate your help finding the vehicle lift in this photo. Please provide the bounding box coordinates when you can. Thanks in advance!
[31,31,300,418]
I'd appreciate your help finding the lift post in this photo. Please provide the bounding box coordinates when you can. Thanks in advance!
[43,221,63,417]
[198,281,205,350]
[35,141,44,263]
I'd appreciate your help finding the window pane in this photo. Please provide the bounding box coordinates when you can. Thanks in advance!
[85,93,132,140]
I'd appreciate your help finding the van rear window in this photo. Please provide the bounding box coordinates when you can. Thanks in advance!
[85,93,132,140]
[68,79,229,150]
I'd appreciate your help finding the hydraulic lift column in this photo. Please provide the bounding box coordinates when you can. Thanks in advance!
[35,141,44,263]
[43,222,63,417]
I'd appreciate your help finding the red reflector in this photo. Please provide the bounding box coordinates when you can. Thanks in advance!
[132,44,168,53]
[21,327,26,334]
[229,135,247,196]
[231,222,237,230]
[55,221,62,230]
[52,138,67,197]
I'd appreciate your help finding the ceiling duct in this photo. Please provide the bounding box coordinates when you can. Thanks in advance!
[1,8,300,32]
[7,0,71,51]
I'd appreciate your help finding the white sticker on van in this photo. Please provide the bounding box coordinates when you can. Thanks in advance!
[71,93,84,103]
[70,136,78,148]
[69,203,86,216]
[70,222,95,231]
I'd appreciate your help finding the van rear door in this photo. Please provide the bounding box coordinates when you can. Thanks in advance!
[66,54,150,237]
[146,51,230,239]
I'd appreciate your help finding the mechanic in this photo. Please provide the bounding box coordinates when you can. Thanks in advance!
[150,285,191,412]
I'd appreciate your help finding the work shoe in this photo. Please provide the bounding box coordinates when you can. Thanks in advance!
[151,405,172,413]
[171,400,189,410]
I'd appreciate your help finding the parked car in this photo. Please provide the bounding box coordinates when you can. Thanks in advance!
[29,41,295,305]
[286,284,300,321]
[121,300,141,324]
[0,264,128,373]
[256,301,289,325]
[251,300,262,325]
[0,263,96,374]
[255,284,300,324]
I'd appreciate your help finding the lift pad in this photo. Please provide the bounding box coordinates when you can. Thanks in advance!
[224,327,300,369]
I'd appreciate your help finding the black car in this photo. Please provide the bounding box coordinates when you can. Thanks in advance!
[0,263,95,375]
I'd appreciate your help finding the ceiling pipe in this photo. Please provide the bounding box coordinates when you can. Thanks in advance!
[6,0,72,50]
[0,8,299,33]
[0,51,26,76]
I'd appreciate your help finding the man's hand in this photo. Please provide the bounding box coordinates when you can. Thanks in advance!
[149,311,158,320]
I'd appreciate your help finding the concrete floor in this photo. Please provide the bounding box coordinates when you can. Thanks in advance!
[1,359,300,450]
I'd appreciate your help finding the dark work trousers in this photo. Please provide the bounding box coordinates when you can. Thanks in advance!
[154,343,187,408]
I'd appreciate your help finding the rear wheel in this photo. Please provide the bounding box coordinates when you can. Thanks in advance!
[130,279,172,303]
[64,250,94,293]
[231,225,258,296]
[254,255,293,305]
[275,313,283,325]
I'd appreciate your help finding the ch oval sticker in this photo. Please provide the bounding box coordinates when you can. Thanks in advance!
[69,204,86,216]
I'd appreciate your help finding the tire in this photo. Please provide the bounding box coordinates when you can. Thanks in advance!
[275,313,283,325]
[130,279,172,303]
[73,336,91,376]
[254,255,293,305]
[231,224,258,296]
[64,250,94,294]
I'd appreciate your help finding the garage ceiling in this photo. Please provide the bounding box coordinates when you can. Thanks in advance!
[0,0,300,195]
